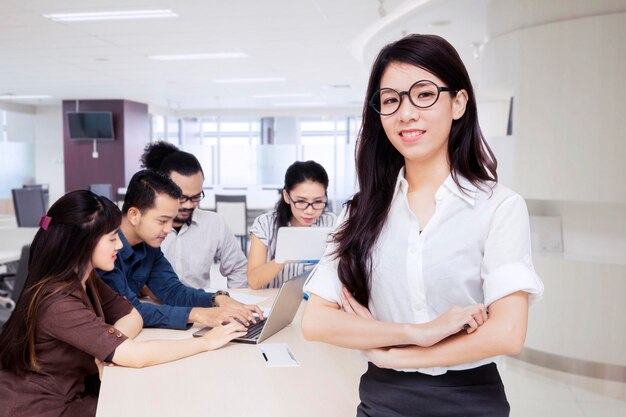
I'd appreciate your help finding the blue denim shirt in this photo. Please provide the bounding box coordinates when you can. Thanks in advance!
[98,231,214,329]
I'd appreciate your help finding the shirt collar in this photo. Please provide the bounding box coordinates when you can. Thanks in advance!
[436,174,478,206]
[392,167,478,206]
[118,230,147,262]
[392,167,410,199]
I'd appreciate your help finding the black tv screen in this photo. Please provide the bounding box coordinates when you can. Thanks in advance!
[67,111,114,140]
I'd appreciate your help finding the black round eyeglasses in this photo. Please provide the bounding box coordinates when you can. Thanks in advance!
[369,80,457,116]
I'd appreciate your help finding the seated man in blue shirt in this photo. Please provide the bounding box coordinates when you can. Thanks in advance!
[99,169,262,329]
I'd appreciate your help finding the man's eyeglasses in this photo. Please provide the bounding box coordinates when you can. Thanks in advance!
[369,80,458,116]
[179,191,205,204]
[287,193,327,210]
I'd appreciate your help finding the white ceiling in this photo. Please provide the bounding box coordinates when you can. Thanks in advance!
[0,0,488,112]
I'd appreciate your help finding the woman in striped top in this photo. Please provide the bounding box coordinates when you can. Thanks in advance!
[247,160,336,289]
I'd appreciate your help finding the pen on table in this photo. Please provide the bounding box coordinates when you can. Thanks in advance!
[286,348,296,363]
[262,352,268,362]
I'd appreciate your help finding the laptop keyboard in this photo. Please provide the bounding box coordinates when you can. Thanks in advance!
[242,318,267,340]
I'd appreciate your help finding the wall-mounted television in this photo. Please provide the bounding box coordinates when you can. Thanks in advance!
[67,111,115,140]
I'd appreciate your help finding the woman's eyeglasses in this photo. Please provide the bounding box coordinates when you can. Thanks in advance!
[287,193,327,210]
[179,191,205,204]
[369,80,457,116]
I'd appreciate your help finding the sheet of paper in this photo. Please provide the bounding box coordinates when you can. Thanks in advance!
[258,343,299,367]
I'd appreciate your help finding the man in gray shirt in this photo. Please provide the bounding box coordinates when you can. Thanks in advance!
[141,142,248,289]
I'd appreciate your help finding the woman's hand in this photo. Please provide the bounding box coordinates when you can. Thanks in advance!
[201,321,248,351]
[415,304,488,347]
[340,287,374,320]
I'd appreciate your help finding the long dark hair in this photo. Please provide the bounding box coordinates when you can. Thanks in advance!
[0,190,122,375]
[275,160,330,231]
[334,34,498,306]
[140,141,204,177]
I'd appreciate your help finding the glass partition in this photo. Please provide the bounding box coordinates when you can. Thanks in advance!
[0,142,35,199]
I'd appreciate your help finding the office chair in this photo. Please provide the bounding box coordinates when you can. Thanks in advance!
[214,194,248,251]
[23,184,50,210]
[89,184,113,200]
[0,245,30,323]
[12,188,47,227]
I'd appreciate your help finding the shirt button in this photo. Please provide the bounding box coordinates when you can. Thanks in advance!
[116,332,123,338]
[409,246,418,254]
[107,327,115,334]
[413,303,423,311]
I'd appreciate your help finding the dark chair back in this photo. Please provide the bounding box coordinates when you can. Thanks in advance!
[12,188,47,227]
[0,245,30,326]
[11,245,30,303]
[23,184,49,210]
[89,183,113,200]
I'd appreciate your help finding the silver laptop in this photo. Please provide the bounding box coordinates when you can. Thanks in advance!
[274,226,334,264]
[193,277,305,344]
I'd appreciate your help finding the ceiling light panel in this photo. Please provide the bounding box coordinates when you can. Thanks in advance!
[212,77,286,84]
[42,9,178,22]
[0,95,52,99]
[149,53,247,61]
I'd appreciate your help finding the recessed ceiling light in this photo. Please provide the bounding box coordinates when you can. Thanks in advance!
[213,77,286,84]
[272,102,327,107]
[0,94,52,100]
[149,52,247,61]
[252,93,312,98]
[429,20,452,27]
[43,9,177,22]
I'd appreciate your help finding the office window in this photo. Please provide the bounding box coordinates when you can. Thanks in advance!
[147,112,360,205]
[166,117,180,145]
[299,116,360,209]
[1,111,6,141]
[151,114,166,142]
[217,117,261,184]
[150,115,182,145]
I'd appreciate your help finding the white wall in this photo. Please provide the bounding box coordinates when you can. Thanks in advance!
[6,111,35,144]
[481,0,626,367]
[34,106,64,205]
[481,11,626,203]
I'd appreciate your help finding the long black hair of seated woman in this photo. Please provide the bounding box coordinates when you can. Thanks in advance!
[0,190,122,375]
[274,160,330,233]
[333,34,498,306]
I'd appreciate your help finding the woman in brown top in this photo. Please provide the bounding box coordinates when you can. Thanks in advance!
[0,190,247,417]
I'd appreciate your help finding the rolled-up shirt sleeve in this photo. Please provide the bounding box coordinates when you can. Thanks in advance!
[481,194,544,307]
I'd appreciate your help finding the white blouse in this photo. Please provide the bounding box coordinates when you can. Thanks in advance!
[304,168,544,375]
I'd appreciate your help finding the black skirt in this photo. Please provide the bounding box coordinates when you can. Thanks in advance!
[357,362,510,417]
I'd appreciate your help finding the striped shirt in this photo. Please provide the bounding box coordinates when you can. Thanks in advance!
[249,210,336,288]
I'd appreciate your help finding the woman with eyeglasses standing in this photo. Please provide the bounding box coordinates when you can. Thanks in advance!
[302,34,543,416]
[247,160,336,289]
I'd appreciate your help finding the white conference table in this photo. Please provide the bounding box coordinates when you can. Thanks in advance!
[0,250,21,265]
[0,227,37,265]
[96,289,367,417]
